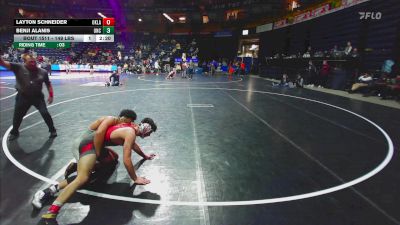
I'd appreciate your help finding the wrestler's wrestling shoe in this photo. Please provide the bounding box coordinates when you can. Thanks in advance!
[42,212,59,225]
[49,131,58,139]
[32,188,54,209]
[42,212,58,219]
[41,216,59,225]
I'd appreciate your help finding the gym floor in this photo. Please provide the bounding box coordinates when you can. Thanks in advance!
[0,72,399,225]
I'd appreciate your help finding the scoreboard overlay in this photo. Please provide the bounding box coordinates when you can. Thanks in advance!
[13,18,114,48]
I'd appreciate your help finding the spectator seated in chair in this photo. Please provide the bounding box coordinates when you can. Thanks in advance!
[363,59,395,97]
[380,75,400,100]
[295,74,304,88]
[273,73,290,87]
[348,73,373,93]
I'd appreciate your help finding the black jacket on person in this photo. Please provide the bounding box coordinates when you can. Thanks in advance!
[109,72,120,86]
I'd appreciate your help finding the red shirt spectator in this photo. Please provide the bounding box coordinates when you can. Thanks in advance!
[320,60,330,76]
[240,62,245,70]
[228,65,234,75]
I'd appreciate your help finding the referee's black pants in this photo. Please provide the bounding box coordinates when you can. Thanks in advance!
[10,93,56,135]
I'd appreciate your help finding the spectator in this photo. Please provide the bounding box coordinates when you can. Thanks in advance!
[305,60,317,86]
[351,48,359,58]
[304,46,313,57]
[210,60,216,76]
[344,41,352,56]
[240,60,246,75]
[363,60,396,96]
[89,63,94,75]
[181,62,188,78]
[381,59,395,77]
[188,60,194,80]
[380,75,400,100]
[302,51,311,58]
[318,60,330,88]
[330,45,340,57]
[176,63,182,76]
[273,73,289,87]
[65,61,71,74]
[348,73,373,93]
[295,74,304,88]
[154,60,160,75]
[228,63,235,77]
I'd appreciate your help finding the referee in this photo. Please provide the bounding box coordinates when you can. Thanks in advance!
[0,53,57,141]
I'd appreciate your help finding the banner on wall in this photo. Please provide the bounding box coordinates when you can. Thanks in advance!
[274,19,288,29]
[271,0,370,30]
[256,23,273,33]
[51,64,118,71]
[293,11,311,24]
[312,4,331,17]
[342,0,369,8]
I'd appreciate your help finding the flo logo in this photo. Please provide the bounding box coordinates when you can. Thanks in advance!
[359,12,382,20]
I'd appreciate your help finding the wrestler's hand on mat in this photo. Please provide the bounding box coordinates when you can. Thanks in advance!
[48,96,53,104]
[145,153,156,160]
[134,177,151,185]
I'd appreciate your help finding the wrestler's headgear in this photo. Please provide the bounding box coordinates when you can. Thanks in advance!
[139,118,157,138]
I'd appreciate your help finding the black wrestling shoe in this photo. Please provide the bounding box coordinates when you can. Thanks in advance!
[32,188,54,209]
[49,131,57,139]
[8,133,19,141]
[41,217,59,225]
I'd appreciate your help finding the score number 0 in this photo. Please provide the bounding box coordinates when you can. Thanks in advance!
[102,18,115,26]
